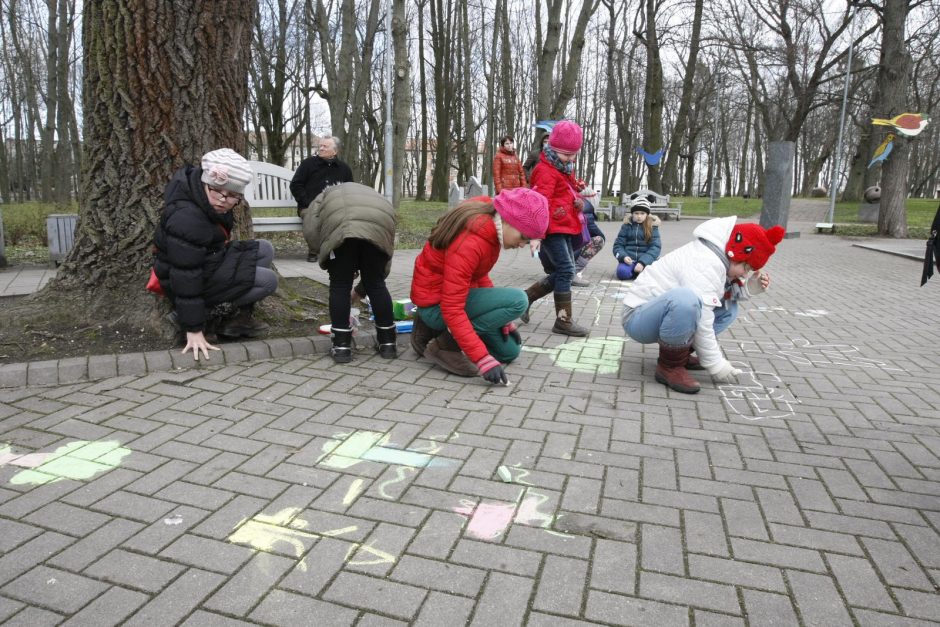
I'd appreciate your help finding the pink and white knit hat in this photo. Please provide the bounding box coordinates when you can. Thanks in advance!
[493,188,549,239]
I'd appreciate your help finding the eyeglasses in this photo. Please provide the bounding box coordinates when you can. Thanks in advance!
[208,186,243,203]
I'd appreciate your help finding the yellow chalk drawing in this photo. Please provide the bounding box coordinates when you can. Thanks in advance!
[523,336,627,375]
[345,541,398,567]
[320,526,359,537]
[5,440,131,487]
[342,479,366,506]
[378,466,416,500]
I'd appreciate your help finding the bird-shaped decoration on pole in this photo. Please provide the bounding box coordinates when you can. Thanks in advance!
[867,133,895,169]
[871,113,929,137]
[636,146,665,166]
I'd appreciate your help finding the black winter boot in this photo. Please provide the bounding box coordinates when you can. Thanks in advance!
[551,292,589,336]
[376,324,398,359]
[520,278,553,324]
[217,304,269,338]
[330,328,353,363]
[410,312,439,356]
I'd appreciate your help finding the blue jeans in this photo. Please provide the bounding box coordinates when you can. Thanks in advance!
[540,233,577,293]
[416,287,526,363]
[623,287,738,346]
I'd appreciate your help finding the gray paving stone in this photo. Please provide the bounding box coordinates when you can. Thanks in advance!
[413,591,475,627]
[861,537,935,590]
[532,555,588,616]
[786,570,854,627]
[586,590,689,626]
[0,363,28,388]
[390,554,486,597]
[639,571,740,614]
[59,584,148,626]
[740,589,799,627]
[450,539,542,577]
[159,533,254,575]
[683,510,730,557]
[47,518,143,571]
[124,568,224,627]
[203,551,295,616]
[469,571,534,627]
[84,547,185,593]
[0,531,73,586]
[641,524,684,574]
[827,554,897,612]
[278,537,351,596]
[4,606,63,626]
[1,565,108,615]
[323,571,427,620]
[250,588,356,626]
[688,554,786,593]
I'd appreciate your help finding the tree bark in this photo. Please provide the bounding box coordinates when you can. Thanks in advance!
[391,0,411,206]
[660,0,702,195]
[53,0,254,294]
[873,1,911,237]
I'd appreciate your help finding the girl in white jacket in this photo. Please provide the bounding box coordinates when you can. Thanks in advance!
[621,217,784,394]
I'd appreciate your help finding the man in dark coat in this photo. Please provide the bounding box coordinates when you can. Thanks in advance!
[290,136,353,262]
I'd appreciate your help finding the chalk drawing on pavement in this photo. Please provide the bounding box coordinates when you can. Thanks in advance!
[317,430,439,470]
[736,338,906,373]
[453,487,574,542]
[523,336,627,375]
[1,440,131,486]
[717,366,800,421]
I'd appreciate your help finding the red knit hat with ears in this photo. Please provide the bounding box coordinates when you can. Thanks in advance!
[725,223,785,270]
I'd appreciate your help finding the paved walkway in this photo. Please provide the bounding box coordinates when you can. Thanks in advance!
[0,209,939,625]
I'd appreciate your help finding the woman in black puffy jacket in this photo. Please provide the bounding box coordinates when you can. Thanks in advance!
[153,148,277,361]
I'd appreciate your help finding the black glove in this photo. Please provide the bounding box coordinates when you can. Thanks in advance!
[481,364,508,385]
[508,329,522,345]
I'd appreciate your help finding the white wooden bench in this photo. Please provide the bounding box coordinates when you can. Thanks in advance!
[621,189,683,221]
[245,160,301,232]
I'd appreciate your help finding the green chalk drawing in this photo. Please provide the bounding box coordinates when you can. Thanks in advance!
[5,440,131,487]
[523,336,627,374]
[319,430,439,471]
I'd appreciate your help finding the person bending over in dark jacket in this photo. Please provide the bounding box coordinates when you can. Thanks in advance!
[290,136,353,262]
[153,148,277,361]
[305,182,398,363]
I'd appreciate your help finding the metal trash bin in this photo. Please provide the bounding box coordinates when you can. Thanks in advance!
[47,213,78,265]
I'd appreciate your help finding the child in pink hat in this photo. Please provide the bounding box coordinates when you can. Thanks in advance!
[410,188,549,385]
[525,120,591,336]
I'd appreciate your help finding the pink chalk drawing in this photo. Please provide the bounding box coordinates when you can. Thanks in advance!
[453,488,572,541]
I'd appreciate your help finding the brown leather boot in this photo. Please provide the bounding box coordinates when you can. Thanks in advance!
[423,329,478,377]
[551,292,589,337]
[655,342,701,394]
[410,312,440,356]
[520,278,553,324]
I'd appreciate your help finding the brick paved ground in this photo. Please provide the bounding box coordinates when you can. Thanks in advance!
[1,210,939,625]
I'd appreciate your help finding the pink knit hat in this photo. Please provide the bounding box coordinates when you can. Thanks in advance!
[493,188,549,240]
[549,120,584,153]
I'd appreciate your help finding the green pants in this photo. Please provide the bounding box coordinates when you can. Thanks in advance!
[417,287,527,363]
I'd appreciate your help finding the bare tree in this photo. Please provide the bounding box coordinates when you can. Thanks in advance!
[391,0,411,205]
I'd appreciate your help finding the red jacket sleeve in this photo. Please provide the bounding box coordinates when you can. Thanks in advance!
[492,156,503,194]
[440,235,490,364]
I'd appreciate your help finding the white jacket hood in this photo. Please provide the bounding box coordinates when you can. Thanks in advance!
[692,216,737,252]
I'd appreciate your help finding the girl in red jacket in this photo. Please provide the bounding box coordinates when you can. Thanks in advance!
[410,188,549,384]
[525,120,590,336]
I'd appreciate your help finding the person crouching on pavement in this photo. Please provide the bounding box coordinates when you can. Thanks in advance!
[612,198,662,280]
[304,182,398,363]
[622,217,783,394]
[410,188,549,385]
[153,148,277,361]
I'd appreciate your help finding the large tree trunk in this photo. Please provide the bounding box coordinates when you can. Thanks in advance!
[873,1,911,237]
[414,0,429,201]
[638,0,663,193]
[660,0,702,195]
[391,0,411,205]
[53,0,254,295]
